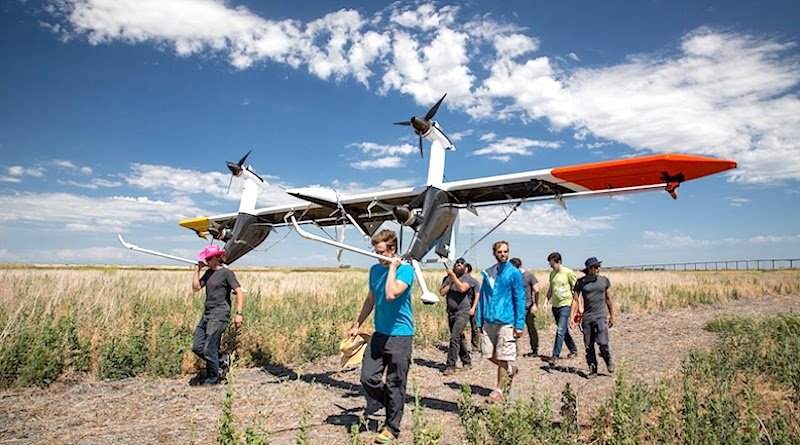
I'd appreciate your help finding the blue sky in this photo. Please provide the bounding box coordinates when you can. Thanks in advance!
[1,0,798,270]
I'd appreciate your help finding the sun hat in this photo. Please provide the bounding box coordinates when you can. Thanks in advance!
[198,245,226,264]
[339,333,370,368]
[582,256,602,273]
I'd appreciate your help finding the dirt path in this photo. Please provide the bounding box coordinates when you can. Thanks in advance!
[2,294,798,445]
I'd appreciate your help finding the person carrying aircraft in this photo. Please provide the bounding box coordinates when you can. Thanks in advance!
[546,252,579,366]
[570,257,616,379]
[509,257,541,357]
[347,229,415,444]
[190,245,244,385]
[439,257,480,376]
[475,241,526,403]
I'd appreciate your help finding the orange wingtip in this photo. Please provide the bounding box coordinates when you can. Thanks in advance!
[551,153,736,191]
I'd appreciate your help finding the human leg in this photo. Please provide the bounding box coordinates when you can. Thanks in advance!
[453,310,471,366]
[582,319,598,374]
[551,306,571,359]
[383,335,412,438]
[469,314,480,350]
[203,319,228,383]
[445,310,458,369]
[525,309,538,355]
[360,333,389,408]
[191,316,207,359]
[595,319,614,372]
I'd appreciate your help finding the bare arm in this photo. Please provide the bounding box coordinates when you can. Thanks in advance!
[191,264,204,292]
[606,289,615,327]
[569,291,581,328]
[233,287,244,329]
[384,259,410,301]
[348,290,376,337]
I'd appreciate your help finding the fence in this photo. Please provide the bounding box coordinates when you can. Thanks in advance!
[607,258,800,271]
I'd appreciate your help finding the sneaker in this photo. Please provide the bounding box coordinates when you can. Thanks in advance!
[461,363,472,371]
[442,367,457,376]
[546,356,557,366]
[606,359,616,373]
[566,352,578,359]
[586,371,599,380]
[374,428,396,444]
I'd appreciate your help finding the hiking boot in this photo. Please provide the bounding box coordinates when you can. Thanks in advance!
[442,367,457,376]
[566,351,578,359]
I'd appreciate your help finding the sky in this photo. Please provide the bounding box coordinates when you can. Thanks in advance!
[0,0,799,271]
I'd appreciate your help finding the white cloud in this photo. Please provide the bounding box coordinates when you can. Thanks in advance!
[45,3,800,184]
[53,159,92,174]
[6,166,45,178]
[124,163,300,207]
[726,196,751,207]
[58,178,122,189]
[473,136,561,158]
[349,142,416,156]
[350,156,404,170]
[448,129,473,142]
[461,203,617,237]
[640,230,800,248]
[0,176,22,183]
[0,192,205,232]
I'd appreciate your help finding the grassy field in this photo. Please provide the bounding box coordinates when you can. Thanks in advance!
[1,266,799,388]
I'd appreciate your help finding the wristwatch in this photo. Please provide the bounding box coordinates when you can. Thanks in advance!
[236,310,243,316]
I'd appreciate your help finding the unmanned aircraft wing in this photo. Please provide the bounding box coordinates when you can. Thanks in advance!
[439,153,737,207]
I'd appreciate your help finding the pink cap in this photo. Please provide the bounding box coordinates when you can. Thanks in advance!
[198,245,226,263]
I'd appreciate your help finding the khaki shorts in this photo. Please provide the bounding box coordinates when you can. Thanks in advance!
[480,323,517,361]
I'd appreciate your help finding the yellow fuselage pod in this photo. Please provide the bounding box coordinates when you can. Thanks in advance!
[179,216,210,238]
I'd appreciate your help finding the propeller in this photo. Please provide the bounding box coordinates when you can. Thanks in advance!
[394,93,447,159]
[225,150,252,194]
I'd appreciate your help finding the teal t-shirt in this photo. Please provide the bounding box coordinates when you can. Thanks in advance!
[370,262,415,336]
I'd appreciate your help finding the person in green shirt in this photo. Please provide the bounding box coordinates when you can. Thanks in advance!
[545,252,578,365]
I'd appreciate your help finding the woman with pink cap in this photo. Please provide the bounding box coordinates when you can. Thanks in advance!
[190,245,244,385]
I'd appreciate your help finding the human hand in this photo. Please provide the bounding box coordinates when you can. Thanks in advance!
[234,314,243,329]
[608,316,615,328]
[390,257,402,268]
[347,325,360,339]
[513,329,524,339]
[469,307,475,316]
[529,305,537,314]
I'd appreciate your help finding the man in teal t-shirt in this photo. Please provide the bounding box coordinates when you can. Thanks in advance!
[347,229,414,443]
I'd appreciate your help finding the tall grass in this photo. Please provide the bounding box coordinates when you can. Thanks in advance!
[0,267,798,387]
[457,313,800,444]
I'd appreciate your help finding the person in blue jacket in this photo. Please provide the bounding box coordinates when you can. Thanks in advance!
[475,240,526,403]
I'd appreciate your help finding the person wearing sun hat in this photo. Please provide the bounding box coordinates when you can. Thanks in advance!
[190,244,245,385]
[570,256,615,379]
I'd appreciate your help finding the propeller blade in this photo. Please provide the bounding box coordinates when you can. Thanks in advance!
[237,150,252,167]
[393,121,412,126]
[418,135,424,159]
[424,93,447,121]
[226,174,234,195]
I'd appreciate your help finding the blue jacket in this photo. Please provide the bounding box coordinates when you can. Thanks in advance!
[476,262,526,330]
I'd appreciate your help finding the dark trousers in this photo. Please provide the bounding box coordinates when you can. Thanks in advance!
[581,318,611,372]
[525,307,539,354]
[551,306,577,358]
[446,310,471,367]
[360,333,412,437]
[469,314,480,350]
[192,315,228,382]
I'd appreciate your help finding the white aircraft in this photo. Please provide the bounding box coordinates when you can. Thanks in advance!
[119,94,737,304]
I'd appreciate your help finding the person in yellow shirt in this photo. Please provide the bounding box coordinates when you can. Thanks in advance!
[545,252,578,365]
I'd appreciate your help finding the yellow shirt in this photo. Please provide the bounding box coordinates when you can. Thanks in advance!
[549,266,577,308]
